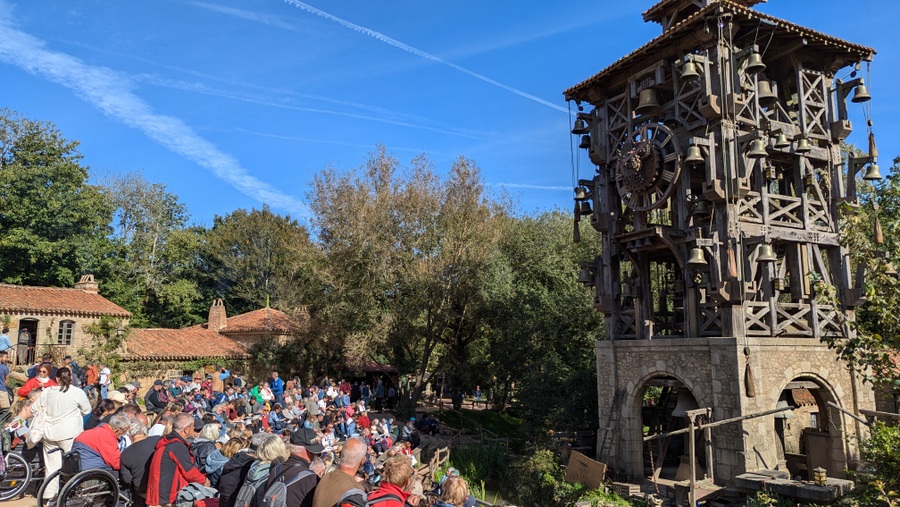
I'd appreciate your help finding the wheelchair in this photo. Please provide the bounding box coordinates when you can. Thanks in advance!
[36,449,129,507]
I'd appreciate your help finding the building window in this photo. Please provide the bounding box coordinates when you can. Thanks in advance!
[57,320,74,345]
[167,370,182,381]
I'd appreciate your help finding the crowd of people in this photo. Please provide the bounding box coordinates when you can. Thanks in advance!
[0,353,474,507]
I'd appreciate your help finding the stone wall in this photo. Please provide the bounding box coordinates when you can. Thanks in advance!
[596,337,875,484]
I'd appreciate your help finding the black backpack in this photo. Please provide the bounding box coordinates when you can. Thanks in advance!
[259,467,314,507]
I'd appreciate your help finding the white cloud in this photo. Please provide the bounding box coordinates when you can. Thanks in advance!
[191,2,298,31]
[0,2,308,217]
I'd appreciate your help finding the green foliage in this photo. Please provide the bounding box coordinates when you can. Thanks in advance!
[505,449,586,507]
[0,109,114,287]
[79,316,129,369]
[577,488,634,506]
[446,442,508,484]
[858,422,900,493]
[436,409,522,438]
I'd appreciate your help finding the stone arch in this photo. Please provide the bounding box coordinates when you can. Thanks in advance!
[772,373,848,479]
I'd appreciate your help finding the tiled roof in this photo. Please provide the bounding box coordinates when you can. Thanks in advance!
[564,0,875,102]
[125,326,250,361]
[0,284,131,318]
[642,0,764,24]
[220,307,301,334]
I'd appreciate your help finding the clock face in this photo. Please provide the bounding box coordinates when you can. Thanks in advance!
[615,123,681,212]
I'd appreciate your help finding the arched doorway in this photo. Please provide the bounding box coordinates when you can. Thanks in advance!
[773,376,846,479]
[640,376,705,481]
[16,318,38,365]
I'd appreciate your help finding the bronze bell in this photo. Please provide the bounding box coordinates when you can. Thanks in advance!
[579,134,591,150]
[852,80,872,103]
[571,116,590,135]
[774,132,790,149]
[574,186,587,201]
[795,137,812,154]
[577,267,593,285]
[681,57,700,81]
[748,139,768,159]
[757,79,778,107]
[635,88,661,116]
[685,145,704,166]
[687,247,707,266]
[756,244,777,263]
[745,50,766,74]
[692,199,711,216]
[622,283,633,299]
[863,163,883,181]
[579,200,593,216]
[884,261,898,276]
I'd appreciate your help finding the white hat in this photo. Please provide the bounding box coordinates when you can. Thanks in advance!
[107,391,127,404]
[123,384,137,392]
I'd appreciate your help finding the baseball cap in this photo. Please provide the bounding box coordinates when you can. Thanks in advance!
[123,384,136,392]
[289,428,325,453]
[153,380,163,386]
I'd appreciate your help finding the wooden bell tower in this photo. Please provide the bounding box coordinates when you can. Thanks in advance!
[566,0,878,484]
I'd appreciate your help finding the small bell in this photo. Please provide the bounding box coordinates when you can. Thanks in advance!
[579,200,593,216]
[574,186,587,201]
[863,163,883,181]
[795,137,812,154]
[756,244,777,263]
[757,79,778,107]
[685,145,704,166]
[635,88,661,116]
[577,267,593,285]
[572,116,590,135]
[852,80,872,103]
[579,134,591,150]
[687,247,707,266]
[774,132,790,149]
[622,283,633,299]
[692,199,710,216]
[884,261,898,276]
[875,216,884,245]
[745,50,766,74]
[681,57,700,81]
[748,138,768,159]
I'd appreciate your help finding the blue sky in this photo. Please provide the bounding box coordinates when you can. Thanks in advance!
[1,0,897,225]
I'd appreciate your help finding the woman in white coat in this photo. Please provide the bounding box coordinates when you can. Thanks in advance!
[30,367,92,502]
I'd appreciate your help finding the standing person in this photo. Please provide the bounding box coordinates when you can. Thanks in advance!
[145,413,209,506]
[0,328,13,356]
[99,363,112,400]
[83,362,99,402]
[374,379,385,412]
[0,350,10,415]
[360,382,371,408]
[474,386,482,406]
[30,367,92,502]
[17,362,58,398]
[270,371,285,408]
[16,328,30,365]
[63,356,83,388]
[387,385,396,410]
[311,437,368,507]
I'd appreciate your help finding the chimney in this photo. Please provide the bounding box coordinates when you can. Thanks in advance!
[208,299,227,332]
[74,274,99,294]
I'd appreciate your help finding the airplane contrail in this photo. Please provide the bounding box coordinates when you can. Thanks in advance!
[282,0,569,114]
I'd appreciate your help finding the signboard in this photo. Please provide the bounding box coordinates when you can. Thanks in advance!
[564,450,607,490]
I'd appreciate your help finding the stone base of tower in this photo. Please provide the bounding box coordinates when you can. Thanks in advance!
[595,337,875,484]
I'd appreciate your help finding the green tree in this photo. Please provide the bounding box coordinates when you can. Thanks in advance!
[309,146,506,409]
[0,109,113,286]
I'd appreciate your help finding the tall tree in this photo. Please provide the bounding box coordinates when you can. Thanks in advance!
[0,109,112,286]
[309,146,506,408]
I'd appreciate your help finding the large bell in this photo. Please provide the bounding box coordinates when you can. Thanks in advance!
[579,200,593,216]
[671,389,700,417]
[687,247,707,266]
[774,132,790,149]
[692,199,711,216]
[757,79,778,107]
[756,244,777,263]
[571,117,589,135]
[574,186,587,201]
[685,145,704,166]
[745,50,766,74]
[852,80,872,103]
[681,57,700,81]
[577,267,593,285]
[635,88,661,116]
[579,134,592,150]
[863,163,883,181]
[795,137,812,154]
[748,139,768,159]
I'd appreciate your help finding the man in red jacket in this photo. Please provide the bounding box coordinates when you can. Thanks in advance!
[146,413,209,505]
[367,455,420,507]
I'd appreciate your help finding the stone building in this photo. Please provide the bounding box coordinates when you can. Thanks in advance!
[565,0,878,486]
[0,275,130,365]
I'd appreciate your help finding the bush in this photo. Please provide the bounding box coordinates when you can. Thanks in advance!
[858,422,900,492]
[505,449,586,507]
[449,442,508,484]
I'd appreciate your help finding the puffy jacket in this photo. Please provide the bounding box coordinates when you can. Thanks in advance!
[205,449,230,487]
[72,424,120,471]
[368,482,410,507]
[217,450,255,507]
[190,438,217,471]
[17,377,57,398]
[145,432,207,506]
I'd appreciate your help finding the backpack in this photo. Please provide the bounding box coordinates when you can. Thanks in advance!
[234,462,273,507]
[174,482,218,507]
[259,468,314,507]
[335,488,402,507]
[85,365,99,386]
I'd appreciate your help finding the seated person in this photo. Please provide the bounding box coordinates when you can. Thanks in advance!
[72,414,130,472]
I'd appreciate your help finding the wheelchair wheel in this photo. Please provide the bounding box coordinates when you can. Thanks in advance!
[57,469,119,507]
[0,452,31,500]
[36,469,61,507]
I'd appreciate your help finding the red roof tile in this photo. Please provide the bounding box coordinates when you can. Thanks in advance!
[125,327,250,360]
[0,284,131,318]
[221,307,303,334]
